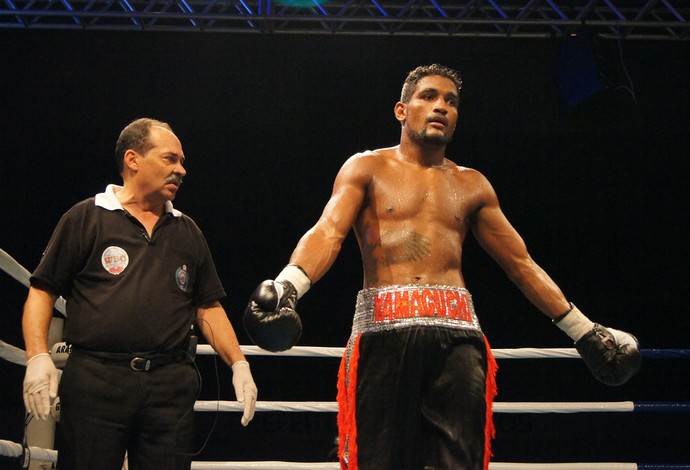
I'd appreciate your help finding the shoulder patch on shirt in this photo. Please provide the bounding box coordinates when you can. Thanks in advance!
[101,246,129,275]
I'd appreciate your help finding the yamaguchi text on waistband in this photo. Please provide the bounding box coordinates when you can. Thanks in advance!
[352,285,481,334]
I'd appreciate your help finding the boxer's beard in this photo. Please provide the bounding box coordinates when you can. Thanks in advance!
[408,126,452,147]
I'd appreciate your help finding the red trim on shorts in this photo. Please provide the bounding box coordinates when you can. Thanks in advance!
[483,336,498,470]
[337,335,361,470]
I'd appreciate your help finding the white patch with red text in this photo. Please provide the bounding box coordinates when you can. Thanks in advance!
[101,246,129,275]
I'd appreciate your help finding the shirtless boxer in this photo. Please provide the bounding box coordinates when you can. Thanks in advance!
[244,64,640,470]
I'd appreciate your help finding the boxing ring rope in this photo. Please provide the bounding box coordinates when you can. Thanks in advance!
[3,340,689,367]
[2,248,689,469]
[192,399,690,414]
[206,344,690,360]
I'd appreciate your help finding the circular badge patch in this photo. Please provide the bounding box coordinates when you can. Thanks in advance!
[176,264,191,292]
[101,246,129,275]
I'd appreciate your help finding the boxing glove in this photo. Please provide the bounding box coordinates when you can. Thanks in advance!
[243,265,311,352]
[554,304,641,386]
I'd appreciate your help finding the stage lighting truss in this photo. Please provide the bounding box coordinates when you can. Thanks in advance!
[1,0,688,40]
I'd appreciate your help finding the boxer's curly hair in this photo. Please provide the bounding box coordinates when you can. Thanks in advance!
[400,64,463,104]
[114,118,173,175]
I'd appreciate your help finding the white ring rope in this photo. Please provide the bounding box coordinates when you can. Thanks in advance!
[0,339,27,365]
[196,400,339,413]
[0,341,586,367]
[0,248,67,314]
[0,439,57,462]
[193,400,637,414]
[227,345,582,359]
[0,248,31,288]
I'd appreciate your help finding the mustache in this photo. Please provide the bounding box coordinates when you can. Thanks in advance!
[165,174,184,185]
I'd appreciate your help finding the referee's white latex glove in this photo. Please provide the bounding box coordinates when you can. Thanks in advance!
[23,353,58,420]
[231,360,257,426]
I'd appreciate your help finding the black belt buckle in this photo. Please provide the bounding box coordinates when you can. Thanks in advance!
[130,357,151,372]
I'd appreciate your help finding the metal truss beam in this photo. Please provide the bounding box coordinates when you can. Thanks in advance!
[1,0,688,40]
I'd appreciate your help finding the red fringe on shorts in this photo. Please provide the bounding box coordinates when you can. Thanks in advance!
[337,335,361,470]
[483,336,499,470]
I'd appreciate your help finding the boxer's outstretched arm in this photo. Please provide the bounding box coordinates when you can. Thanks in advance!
[470,172,640,386]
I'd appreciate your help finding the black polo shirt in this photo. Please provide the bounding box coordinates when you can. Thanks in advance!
[31,185,226,353]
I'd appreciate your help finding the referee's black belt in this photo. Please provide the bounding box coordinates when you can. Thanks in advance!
[71,348,189,372]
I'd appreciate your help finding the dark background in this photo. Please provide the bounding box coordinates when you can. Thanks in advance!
[1,29,689,466]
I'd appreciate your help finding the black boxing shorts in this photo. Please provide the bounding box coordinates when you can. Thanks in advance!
[337,285,497,470]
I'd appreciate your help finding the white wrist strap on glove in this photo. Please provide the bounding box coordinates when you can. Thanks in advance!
[231,360,257,426]
[554,305,595,342]
[275,264,311,299]
[607,328,638,348]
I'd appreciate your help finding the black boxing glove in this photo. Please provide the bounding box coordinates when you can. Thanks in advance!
[554,304,641,386]
[243,265,311,352]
